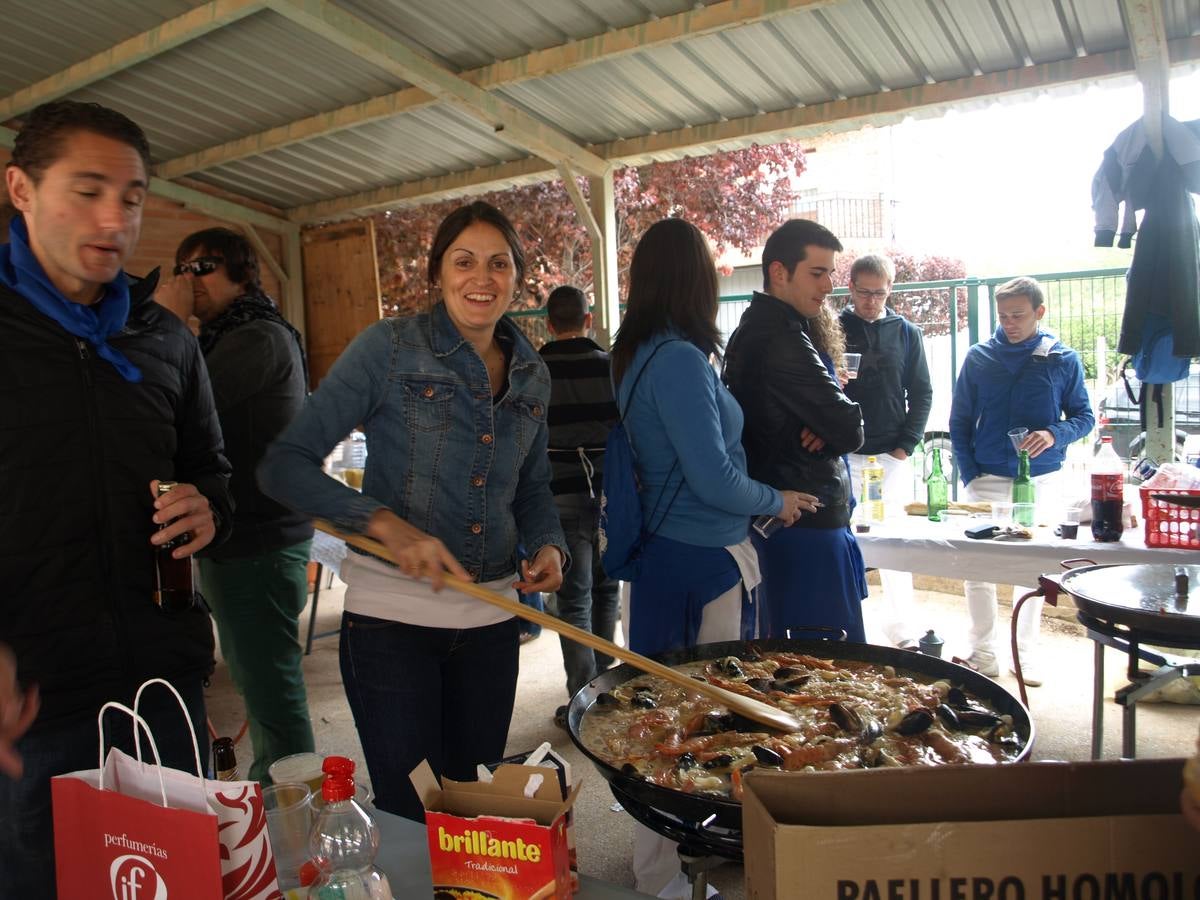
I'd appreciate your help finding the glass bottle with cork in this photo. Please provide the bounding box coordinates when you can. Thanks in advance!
[1011,450,1035,526]
[153,480,195,611]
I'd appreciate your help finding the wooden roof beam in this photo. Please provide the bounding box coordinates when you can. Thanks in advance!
[1120,0,1171,157]
[0,0,265,121]
[157,0,836,179]
[266,0,610,178]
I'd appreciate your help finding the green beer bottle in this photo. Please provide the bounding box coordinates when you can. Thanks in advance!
[925,447,949,522]
[1012,449,1035,526]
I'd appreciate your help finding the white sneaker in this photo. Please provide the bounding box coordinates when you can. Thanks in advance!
[965,650,1000,677]
[1011,662,1043,687]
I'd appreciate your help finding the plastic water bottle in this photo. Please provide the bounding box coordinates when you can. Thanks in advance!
[308,757,392,899]
[1091,436,1125,542]
[861,456,885,522]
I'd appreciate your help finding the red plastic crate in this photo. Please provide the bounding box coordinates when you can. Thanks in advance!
[1140,487,1200,549]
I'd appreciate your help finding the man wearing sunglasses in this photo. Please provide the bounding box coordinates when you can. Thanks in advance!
[839,255,932,649]
[0,100,232,896]
[155,229,314,783]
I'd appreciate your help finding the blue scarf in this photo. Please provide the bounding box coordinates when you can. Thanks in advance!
[0,217,142,382]
[991,324,1046,376]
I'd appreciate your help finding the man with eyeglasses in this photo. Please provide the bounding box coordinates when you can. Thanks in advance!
[154,228,315,783]
[0,100,232,895]
[840,255,932,649]
[950,276,1093,685]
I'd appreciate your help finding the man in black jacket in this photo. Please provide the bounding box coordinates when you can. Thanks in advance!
[155,228,314,783]
[840,255,932,647]
[723,219,866,641]
[0,100,232,896]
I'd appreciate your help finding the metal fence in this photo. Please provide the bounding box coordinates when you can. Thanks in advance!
[508,267,1143,495]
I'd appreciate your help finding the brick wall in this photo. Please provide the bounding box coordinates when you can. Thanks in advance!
[0,147,283,298]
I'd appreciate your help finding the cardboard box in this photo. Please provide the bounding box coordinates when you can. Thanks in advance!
[743,759,1199,900]
[412,760,581,900]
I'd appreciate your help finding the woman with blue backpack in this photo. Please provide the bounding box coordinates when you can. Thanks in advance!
[607,217,817,897]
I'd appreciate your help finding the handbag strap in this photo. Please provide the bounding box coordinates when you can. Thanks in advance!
[96,702,169,808]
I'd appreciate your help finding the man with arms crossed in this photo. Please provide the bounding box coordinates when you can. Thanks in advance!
[0,101,231,896]
[840,255,932,647]
[949,276,1093,685]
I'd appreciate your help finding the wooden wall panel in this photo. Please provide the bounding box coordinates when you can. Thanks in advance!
[302,219,382,388]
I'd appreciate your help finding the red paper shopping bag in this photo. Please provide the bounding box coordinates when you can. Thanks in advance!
[52,768,223,899]
[52,681,282,900]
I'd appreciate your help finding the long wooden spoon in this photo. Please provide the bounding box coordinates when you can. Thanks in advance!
[314,520,801,732]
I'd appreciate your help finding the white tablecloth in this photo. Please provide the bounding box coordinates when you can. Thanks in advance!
[857,516,1195,586]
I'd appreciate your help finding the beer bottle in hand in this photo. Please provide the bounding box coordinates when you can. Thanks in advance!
[153,481,195,611]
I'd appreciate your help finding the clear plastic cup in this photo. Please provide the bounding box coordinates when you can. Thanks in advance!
[1007,428,1029,455]
[991,501,1014,525]
[262,782,312,890]
[843,353,862,380]
[268,752,326,796]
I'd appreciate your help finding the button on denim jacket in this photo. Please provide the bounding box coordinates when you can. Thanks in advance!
[260,303,567,582]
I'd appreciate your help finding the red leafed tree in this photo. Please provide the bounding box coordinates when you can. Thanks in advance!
[833,250,968,337]
[373,142,807,316]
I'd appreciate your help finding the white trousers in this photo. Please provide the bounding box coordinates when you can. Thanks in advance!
[961,472,1059,660]
[849,452,916,644]
[631,583,741,898]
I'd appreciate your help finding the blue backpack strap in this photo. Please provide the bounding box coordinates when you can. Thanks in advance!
[618,338,684,536]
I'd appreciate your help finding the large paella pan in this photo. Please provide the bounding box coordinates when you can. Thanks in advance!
[566,639,1034,831]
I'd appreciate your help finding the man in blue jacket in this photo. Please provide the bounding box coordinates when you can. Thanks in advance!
[950,277,1094,685]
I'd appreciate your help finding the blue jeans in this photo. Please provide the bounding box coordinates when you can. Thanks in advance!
[553,494,620,698]
[339,613,520,822]
[0,677,207,899]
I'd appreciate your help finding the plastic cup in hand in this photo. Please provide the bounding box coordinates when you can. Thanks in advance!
[752,515,785,539]
[262,782,312,890]
[1007,428,1029,455]
[843,353,862,380]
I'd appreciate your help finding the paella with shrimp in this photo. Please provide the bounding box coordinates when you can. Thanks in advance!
[579,649,1026,802]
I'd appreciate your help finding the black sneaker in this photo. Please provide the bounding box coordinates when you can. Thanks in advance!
[553,705,569,730]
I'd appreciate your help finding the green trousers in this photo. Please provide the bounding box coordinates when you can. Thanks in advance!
[199,539,315,783]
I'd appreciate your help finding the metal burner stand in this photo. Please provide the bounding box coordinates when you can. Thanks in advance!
[1034,562,1200,759]
[609,780,742,900]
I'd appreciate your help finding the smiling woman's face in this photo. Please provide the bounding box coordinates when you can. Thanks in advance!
[436,221,517,341]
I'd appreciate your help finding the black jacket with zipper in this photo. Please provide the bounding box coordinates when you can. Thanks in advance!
[0,273,232,727]
[723,292,864,529]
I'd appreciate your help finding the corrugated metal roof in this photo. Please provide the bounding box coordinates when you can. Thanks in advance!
[67,10,403,158]
[0,0,204,95]
[2,0,1197,222]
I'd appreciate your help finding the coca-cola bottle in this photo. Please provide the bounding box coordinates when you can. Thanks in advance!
[1091,436,1125,542]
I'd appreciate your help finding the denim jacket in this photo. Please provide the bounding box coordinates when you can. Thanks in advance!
[259,303,567,582]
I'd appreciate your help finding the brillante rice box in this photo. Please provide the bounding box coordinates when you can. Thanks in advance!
[411,760,581,900]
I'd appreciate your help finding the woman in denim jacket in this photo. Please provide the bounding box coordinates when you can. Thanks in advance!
[260,202,566,821]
